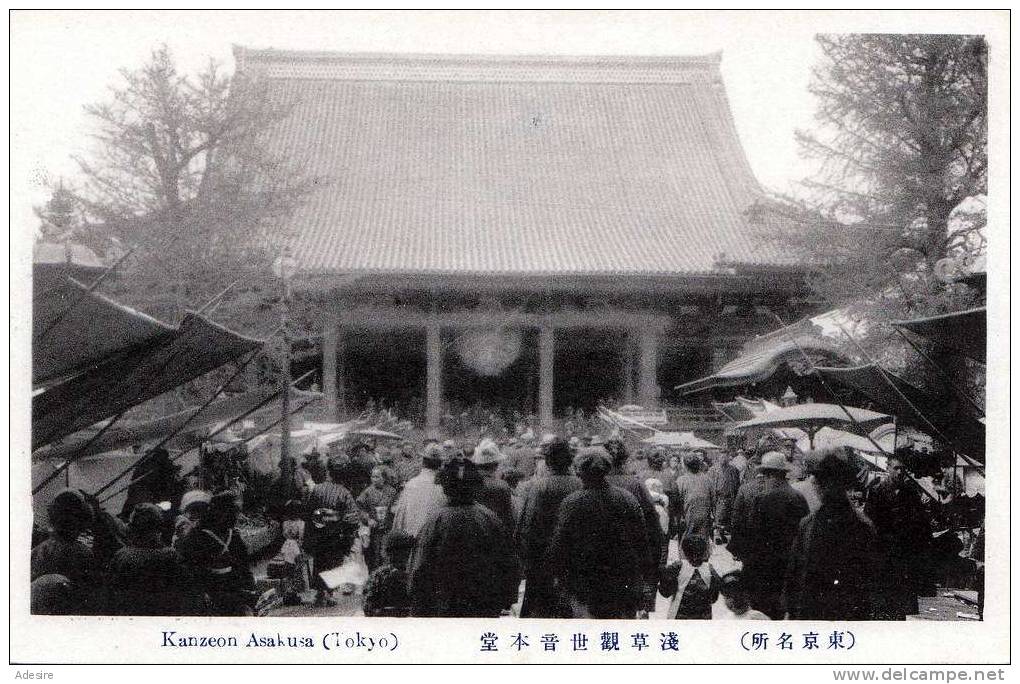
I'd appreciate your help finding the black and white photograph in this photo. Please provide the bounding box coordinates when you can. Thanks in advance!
[9,9,1009,669]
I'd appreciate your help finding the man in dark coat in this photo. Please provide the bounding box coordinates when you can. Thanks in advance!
[707,449,742,544]
[742,452,809,619]
[603,438,664,611]
[864,454,934,619]
[784,448,877,620]
[728,454,773,561]
[515,437,582,617]
[545,449,649,619]
[409,458,521,617]
[471,439,516,533]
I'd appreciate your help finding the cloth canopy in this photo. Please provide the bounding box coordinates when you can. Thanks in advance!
[677,336,849,394]
[33,306,261,450]
[892,307,986,363]
[814,364,985,461]
[33,386,308,461]
[33,278,175,387]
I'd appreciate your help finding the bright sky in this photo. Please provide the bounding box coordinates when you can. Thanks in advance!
[8,10,1007,242]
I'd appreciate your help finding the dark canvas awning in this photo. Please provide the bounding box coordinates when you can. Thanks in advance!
[33,386,304,461]
[677,336,850,395]
[814,364,985,461]
[892,307,986,363]
[32,283,262,449]
[33,278,176,387]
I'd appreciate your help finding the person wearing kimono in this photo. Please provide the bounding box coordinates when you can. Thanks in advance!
[175,490,256,616]
[673,454,716,544]
[409,458,521,617]
[659,533,721,619]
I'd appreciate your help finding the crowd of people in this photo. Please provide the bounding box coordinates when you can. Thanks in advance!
[30,430,984,621]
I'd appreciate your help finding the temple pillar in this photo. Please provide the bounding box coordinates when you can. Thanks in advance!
[538,326,555,430]
[425,325,444,439]
[322,319,338,420]
[621,333,636,404]
[638,328,660,408]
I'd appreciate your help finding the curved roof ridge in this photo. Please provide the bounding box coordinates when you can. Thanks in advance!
[235,45,723,66]
[234,45,724,84]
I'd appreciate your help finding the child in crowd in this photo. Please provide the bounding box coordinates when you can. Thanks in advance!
[719,570,770,620]
[645,477,671,568]
[362,530,414,617]
[273,500,309,606]
[659,533,721,619]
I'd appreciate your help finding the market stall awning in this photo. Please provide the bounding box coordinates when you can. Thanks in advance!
[33,385,298,461]
[676,336,850,395]
[33,278,175,387]
[892,307,986,363]
[32,309,261,450]
[814,364,985,461]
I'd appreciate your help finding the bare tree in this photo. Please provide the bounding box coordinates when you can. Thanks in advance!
[70,45,322,330]
[764,35,987,389]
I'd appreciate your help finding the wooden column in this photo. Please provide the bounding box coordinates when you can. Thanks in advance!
[621,332,636,403]
[538,326,555,430]
[425,325,443,439]
[322,319,338,420]
[638,328,660,408]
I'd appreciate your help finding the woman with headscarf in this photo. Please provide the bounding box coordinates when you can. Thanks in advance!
[545,449,649,619]
[409,458,521,617]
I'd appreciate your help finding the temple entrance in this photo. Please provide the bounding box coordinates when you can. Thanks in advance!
[553,328,627,413]
[342,328,426,419]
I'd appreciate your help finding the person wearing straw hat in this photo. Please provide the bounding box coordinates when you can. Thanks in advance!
[741,451,809,619]
[471,439,515,533]
[391,443,447,540]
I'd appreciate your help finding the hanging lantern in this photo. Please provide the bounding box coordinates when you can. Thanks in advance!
[455,328,523,377]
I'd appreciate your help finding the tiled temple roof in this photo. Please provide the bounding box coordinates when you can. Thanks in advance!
[238,47,789,277]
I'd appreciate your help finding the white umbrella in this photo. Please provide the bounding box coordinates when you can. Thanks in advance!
[729,402,892,448]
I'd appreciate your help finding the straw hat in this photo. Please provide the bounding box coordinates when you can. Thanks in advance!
[757,451,792,473]
[471,439,504,466]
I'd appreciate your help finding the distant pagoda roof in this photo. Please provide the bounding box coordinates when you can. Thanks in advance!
[237,47,795,278]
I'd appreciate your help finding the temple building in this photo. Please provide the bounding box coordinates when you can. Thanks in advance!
[237,48,819,434]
